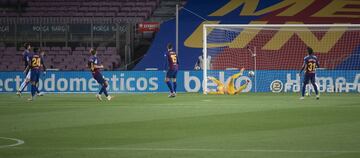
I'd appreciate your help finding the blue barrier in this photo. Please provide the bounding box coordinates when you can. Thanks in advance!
[0,71,359,93]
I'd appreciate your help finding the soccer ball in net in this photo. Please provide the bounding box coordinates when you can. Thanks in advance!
[248,71,255,77]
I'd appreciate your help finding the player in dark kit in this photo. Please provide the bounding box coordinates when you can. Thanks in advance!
[300,47,320,100]
[17,43,32,96]
[164,43,179,98]
[24,48,46,101]
[88,48,112,101]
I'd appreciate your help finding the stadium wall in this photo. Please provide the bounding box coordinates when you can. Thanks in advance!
[134,0,360,70]
[0,71,359,93]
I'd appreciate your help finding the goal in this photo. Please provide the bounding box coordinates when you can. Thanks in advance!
[202,24,360,94]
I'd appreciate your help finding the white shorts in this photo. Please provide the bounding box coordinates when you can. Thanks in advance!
[25,71,31,80]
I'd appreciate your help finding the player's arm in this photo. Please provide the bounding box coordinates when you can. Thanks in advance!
[88,60,95,71]
[316,60,320,68]
[24,56,31,73]
[88,59,102,70]
[208,77,223,86]
[93,64,103,69]
[24,55,30,71]
[299,63,305,73]
[300,58,307,74]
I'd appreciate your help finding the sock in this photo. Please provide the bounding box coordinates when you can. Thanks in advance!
[102,85,108,97]
[166,81,173,93]
[31,84,36,97]
[312,82,319,95]
[19,81,29,92]
[173,81,177,93]
[301,83,306,97]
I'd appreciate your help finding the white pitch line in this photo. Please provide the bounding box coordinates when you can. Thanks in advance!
[0,137,25,148]
[80,147,360,153]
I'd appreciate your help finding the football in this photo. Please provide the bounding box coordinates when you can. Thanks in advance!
[248,71,255,77]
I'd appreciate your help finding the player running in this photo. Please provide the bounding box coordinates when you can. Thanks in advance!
[164,43,179,98]
[300,47,320,100]
[88,48,112,101]
[17,43,43,96]
[24,48,45,101]
[207,68,249,95]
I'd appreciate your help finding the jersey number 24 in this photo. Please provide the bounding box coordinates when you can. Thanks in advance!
[32,58,41,67]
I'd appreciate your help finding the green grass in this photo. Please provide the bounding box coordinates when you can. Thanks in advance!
[0,93,359,158]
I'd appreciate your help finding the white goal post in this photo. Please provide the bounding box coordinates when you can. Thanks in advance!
[203,24,360,94]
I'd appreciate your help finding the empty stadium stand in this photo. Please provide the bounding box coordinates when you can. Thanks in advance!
[0,46,121,71]
[0,0,161,22]
[0,0,187,71]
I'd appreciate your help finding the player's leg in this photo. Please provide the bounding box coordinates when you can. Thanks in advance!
[165,71,174,97]
[17,71,31,96]
[301,74,310,99]
[36,74,42,96]
[28,81,36,101]
[207,77,225,94]
[96,74,112,101]
[310,74,319,100]
[165,77,174,97]
[28,71,39,101]
[37,71,46,96]
[102,81,112,101]
[305,83,311,96]
[172,78,177,95]
[208,85,225,95]
[227,68,245,95]
[208,77,223,86]
[94,74,104,101]
[171,70,178,96]
[227,77,236,95]
[234,80,250,94]
[172,70,177,94]
[208,91,225,95]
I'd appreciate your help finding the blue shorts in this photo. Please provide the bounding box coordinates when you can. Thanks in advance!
[166,70,178,79]
[30,69,40,83]
[93,72,106,84]
[303,73,316,84]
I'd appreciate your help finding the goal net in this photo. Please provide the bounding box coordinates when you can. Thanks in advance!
[203,24,360,94]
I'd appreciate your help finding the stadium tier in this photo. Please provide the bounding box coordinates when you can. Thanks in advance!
[0,0,159,21]
[0,47,121,71]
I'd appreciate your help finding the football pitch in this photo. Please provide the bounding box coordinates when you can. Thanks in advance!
[0,93,359,158]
